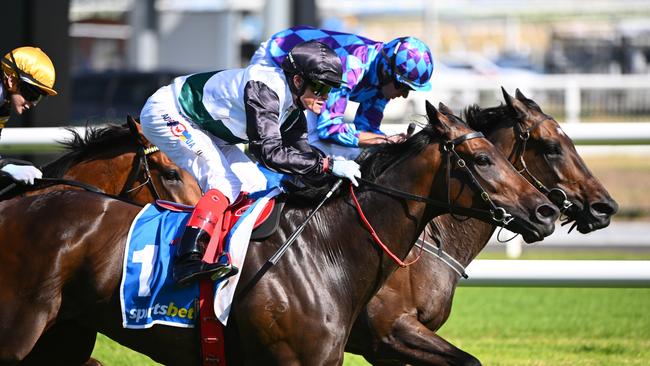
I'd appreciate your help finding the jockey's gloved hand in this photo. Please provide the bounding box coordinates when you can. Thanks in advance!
[1,164,42,185]
[331,159,361,187]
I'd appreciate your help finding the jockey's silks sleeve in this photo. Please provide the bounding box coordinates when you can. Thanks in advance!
[251,25,392,148]
[244,80,325,176]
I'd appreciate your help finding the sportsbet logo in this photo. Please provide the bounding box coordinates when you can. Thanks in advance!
[128,302,195,322]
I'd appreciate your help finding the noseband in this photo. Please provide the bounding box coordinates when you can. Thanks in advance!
[119,145,162,200]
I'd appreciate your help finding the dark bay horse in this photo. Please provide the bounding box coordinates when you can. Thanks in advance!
[14,119,202,366]
[0,101,559,365]
[345,89,618,366]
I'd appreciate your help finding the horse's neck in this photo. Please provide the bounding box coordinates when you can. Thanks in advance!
[431,215,496,267]
[63,153,134,194]
[299,154,438,311]
[485,123,518,162]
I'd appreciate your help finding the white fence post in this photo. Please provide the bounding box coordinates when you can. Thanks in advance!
[565,79,581,124]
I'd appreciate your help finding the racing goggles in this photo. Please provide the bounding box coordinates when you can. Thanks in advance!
[307,80,332,97]
[20,80,46,103]
[6,52,47,103]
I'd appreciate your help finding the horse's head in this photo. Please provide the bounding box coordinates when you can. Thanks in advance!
[46,118,202,206]
[423,101,559,243]
[124,117,202,205]
[468,88,617,233]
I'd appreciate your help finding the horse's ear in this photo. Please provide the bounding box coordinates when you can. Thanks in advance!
[126,115,150,146]
[425,100,437,118]
[438,102,454,115]
[502,87,527,121]
[502,86,514,108]
[515,88,528,101]
[425,101,449,137]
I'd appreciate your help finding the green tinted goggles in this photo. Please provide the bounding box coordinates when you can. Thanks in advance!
[307,80,333,97]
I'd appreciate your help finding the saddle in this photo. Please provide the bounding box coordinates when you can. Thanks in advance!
[156,194,285,241]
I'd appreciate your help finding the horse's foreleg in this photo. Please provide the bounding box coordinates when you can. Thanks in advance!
[368,315,481,366]
[0,306,52,364]
[19,321,98,366]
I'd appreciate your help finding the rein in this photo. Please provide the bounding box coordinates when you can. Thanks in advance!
[350,131,514,268]
[119,145,162,200]
[349,183,424,267]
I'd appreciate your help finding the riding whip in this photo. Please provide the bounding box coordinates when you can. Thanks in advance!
[267,178,343,265]
[267,123,416,265]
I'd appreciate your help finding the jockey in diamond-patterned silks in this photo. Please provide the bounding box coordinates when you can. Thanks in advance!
[251,26,434,159]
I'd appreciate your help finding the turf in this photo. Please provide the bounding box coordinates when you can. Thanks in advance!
[90,244,650,365]
[438,287,650,366]
[91,286,650,365]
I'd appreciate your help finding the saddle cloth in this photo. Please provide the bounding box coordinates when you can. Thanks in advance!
[119,187,280,328]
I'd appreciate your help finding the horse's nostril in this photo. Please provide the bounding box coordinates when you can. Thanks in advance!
[591,200,618,217]
[536,204,559,221]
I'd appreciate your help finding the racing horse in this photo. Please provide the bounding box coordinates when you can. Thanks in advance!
[345,89,618,366]
[0,102,560,365]
[12,118,202,366]
[45,117,201,204]
[0,117,201,205]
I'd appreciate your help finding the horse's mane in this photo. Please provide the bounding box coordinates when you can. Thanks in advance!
[42,124,134,178]
[464,96,545,132]
[286,116,442,205]
[463,103,516,132]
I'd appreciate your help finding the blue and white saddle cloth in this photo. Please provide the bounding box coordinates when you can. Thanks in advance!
[120,167,282,329]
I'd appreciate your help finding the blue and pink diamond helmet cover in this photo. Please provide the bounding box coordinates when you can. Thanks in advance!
[381,36,434,92]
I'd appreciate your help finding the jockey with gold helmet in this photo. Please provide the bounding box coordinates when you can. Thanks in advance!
[0,46,58,185]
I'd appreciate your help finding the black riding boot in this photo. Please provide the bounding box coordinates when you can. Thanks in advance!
[172,227,238,286]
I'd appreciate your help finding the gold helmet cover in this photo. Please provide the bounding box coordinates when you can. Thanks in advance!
[1,46,57,96]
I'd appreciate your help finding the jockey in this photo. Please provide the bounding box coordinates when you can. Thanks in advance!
[140,40,361,286]
[0,47,57,184]
[250,26,434,159]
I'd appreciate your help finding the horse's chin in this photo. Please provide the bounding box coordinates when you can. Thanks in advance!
[521,231,544,244]
[575,216,611,234]
[507,219,546,244]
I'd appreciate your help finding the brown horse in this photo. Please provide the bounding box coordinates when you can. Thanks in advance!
[0,101,559,365]
[0,118,201,205]
[345,89,618,366]
[44,117,201,205]
[12,119,202,366]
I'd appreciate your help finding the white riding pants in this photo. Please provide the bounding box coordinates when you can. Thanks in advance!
[140,85,268,203]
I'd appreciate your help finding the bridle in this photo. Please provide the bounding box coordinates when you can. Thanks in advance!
[119,145,162,200]
[510,118,574,214]
[352,129,517,269]
[357,130,514,226]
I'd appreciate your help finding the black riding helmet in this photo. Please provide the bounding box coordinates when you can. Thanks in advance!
[281,40,344,103]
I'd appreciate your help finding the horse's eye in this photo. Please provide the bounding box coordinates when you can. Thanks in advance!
[543,141,562,156]
[474,154,491,166]
[163,169,181,181]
